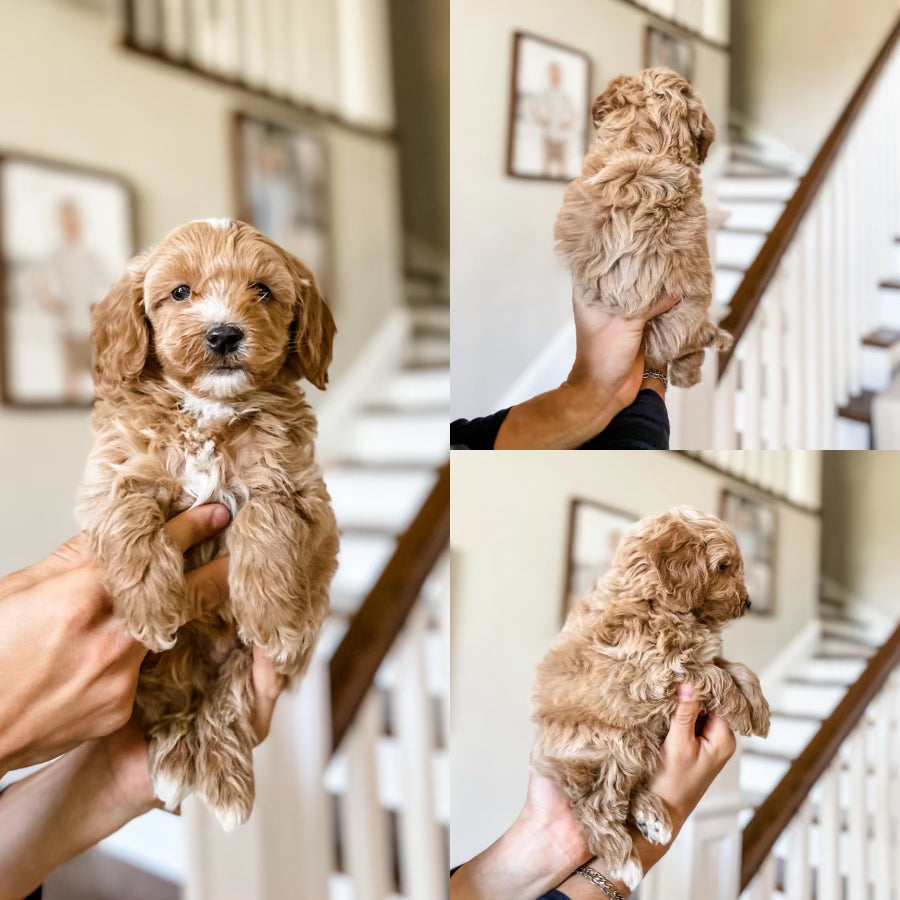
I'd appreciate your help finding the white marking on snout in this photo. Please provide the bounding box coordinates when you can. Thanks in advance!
[195,296,233,325]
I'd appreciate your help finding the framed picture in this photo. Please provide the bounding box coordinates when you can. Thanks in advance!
[232,113,332,302]
[0,153,135,408]
[645,25,695,83]
[506,31,592,182]
[720,488,777,616]
[562,499,637,621]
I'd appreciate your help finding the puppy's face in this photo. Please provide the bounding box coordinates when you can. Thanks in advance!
[591,67,715,164]
[92,220,335,399]
[614,506,749,623]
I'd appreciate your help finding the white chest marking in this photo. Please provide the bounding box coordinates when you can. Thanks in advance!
[182,392,237,428]
[184,439,237,515]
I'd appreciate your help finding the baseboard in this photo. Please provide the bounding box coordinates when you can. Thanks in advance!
[498,322,575,409]
[759,619,821,696]
[315,308,410,456]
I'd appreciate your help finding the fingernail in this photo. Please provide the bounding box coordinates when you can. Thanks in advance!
[677,683,695,701]
[211,506,230,529]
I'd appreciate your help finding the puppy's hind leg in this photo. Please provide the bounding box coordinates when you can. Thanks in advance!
[194,646,257,831]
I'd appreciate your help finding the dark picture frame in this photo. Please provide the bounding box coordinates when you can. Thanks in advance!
[0,151,135,409]
[232,112,334,304]
[506,31,592,183]
[562,498,637,623]
[644,24,695,83]
[719,487,778,616]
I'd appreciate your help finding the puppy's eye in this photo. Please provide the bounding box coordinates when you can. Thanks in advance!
[250,282,272,301]
[171,284,191,301]
[717,561,731,572]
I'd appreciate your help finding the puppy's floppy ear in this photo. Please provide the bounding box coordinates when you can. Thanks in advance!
[281,253,336,390]
[592,75,644,127]
[687,94,715,164]
[91,252,151,390]
[645,513,708,612]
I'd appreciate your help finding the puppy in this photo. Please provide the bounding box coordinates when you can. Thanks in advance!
[554,68,732,388]
[77,219,340,829]
[531,507,769,888]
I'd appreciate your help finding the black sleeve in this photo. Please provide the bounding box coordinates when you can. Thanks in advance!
[450,409,511,449]
[579,389,669,449]
[449,867,570,900]
[449,390,668,451]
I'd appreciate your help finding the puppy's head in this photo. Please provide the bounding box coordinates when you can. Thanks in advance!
[91,219,335,399]
[592,67,715,164]
[612,506,748,622]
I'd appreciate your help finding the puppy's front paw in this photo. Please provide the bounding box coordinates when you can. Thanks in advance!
[668,350,705,388]
[149,726,199,811]
[748,692,771,738]
[607,856,644,891]
[631,791,672,845]
[107,533,187,651]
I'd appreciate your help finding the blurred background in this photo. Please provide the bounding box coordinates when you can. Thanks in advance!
[450,0,900,450]
[0,0,449,898]
[451,450,900,898]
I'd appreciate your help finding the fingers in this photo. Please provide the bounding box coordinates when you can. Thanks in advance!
[183,557,230,621]
[0,534,92,599]
[250,646,286,744]
[644,293,681,322]
[666,683,701,744]
[163,504,231,553]
[699,713,737,764]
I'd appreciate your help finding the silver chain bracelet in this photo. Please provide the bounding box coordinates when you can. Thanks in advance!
[642,368,667,389]
[574,864,627,900]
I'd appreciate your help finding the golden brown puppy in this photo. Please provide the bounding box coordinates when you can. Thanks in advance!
[77,219,339,829]
[532,507,768,888]
[554,68,731,388]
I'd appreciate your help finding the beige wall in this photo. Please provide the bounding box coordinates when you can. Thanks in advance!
[730,0,897,157]
[821,451,900,619]
[450,0,730,418]
[0,0,402,575]
[449,450,820,865]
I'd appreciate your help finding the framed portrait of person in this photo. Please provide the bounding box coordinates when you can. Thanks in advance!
[506,31,592,182]
[562,499,637,622]
[720,488,777,616]
[232,113,333,303]
[645,24,695,83]
[0,153,135,408]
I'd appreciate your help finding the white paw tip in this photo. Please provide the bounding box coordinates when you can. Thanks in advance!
[611,859,644,891]
[153,772,185,810]
[215,804,248,832]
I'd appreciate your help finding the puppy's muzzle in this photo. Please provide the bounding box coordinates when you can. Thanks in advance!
[206,323,244,356]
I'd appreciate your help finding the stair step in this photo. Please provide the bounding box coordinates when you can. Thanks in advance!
[331,532,397,600]
[837,390,875,424]
[716,174,798,199]
[878,279,900,329]
[777,681,847,716]
[406,335,450,367]
[718,197,785,230]
[370,367,450,408]
[768,708,824,723]
[862,326,900,348]
[819,635,877,656]
[716,228,768,268]
[714,266,744,305]
[410,306,450,333]
[820,618,879,644]
[794,656,867,682]
[348,411,448,465]
[325,465,435,534]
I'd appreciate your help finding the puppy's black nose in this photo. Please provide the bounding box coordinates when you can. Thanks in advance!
[206,323,244,355]
[744,597,752,611]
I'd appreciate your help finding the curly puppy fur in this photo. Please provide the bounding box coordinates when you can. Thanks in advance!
[77,219,339,830]
[531,507,769,888]
[554,68,732,388]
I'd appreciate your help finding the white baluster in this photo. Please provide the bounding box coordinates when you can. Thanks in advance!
[215,0,240,79]
[741,312,763,450]
[395,603,444,900]
[873,693,892,900]
[714,356,739,450]
[816,758,841,900]
[161,0,188,58]
[891,673,900,866]
[748,853,776,900]
[343,692,392,899]
[784,799,811,900]
[818,182,836,447]
[131,0,161,48]
[761,269,785,449]
[832,155,850,409]
[265,0,291,96]
[801,208,822,448]
[240,0,267,88]
[782,243,805,449]
[846,727,868,900]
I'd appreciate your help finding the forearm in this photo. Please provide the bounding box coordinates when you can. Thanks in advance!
[451,812,586,900]
[494,383,620,450]
[0,741,152,900]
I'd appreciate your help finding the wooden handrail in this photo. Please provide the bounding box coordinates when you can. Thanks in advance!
[328,462,449,752]
[718,15,900,379]
[740,621,900,889]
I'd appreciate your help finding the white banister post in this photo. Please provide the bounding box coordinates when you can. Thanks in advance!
[335,0,395,129]
[784,800,812,900]
[873,694,892,900]
[816,758,841,900]
[847,727,868,900]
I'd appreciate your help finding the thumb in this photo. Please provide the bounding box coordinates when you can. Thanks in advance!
[644,293,681,323]
[668,683,701,738]
[183,556,230,622]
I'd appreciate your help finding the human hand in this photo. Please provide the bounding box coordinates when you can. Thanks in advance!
[0,504,231,776]
[565,290,680,414]
[557,683,736,898]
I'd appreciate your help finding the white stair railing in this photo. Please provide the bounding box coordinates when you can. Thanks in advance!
[672,20,900,450]
[740,624,900,900]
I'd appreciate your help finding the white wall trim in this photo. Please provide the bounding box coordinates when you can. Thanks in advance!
[498,322,575,410]
[759,619,821,697]
[315,308,410,456]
